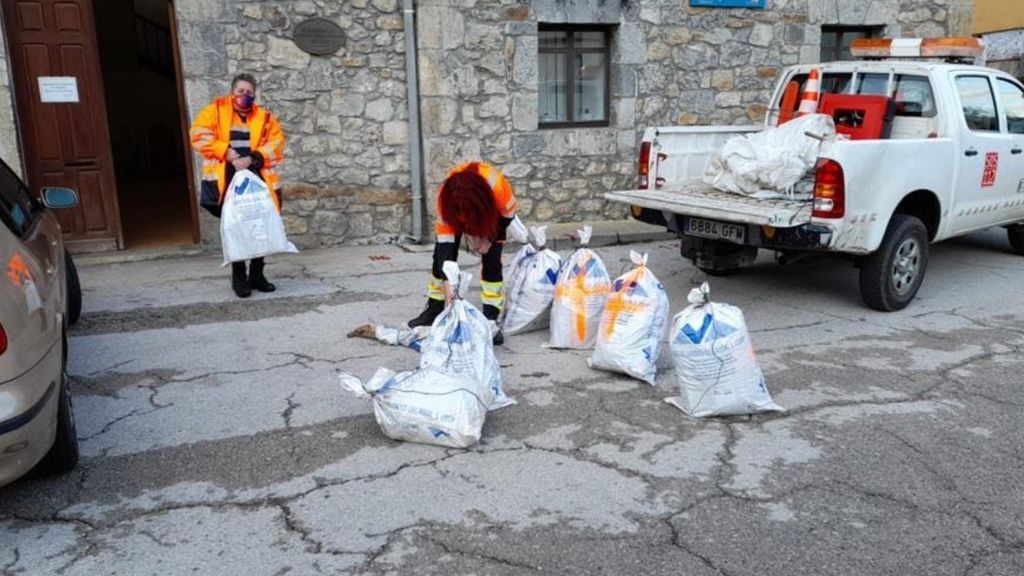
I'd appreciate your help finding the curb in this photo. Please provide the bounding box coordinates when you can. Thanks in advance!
[75,220,676,265]
[505,219,676,253]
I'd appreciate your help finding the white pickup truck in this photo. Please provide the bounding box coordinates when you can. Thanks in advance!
[607,59,1024,311]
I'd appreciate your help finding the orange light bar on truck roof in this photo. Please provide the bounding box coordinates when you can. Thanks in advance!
[850,37,985,59]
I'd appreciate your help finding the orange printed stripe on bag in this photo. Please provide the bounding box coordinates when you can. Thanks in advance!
[603,268,647,337]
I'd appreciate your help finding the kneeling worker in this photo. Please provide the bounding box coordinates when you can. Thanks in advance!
[407,162,518,345]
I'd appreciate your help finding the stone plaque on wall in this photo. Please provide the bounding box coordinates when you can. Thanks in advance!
[292,18,346,56]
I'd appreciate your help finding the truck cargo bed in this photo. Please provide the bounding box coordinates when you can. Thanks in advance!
[606,182,812,228]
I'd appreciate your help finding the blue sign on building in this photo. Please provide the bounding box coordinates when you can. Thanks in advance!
[690,0,767,8]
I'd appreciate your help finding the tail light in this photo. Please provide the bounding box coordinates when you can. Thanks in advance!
[638,141,651,189]
[0,322,6,355]
[812,159,845,219]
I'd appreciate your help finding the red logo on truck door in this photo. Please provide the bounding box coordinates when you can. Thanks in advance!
[982,152,999,187]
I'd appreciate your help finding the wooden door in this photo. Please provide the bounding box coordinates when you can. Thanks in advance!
[2,0,122,252]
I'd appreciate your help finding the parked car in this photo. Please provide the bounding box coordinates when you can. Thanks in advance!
[608,37,1024,311]
[0,157,82,488]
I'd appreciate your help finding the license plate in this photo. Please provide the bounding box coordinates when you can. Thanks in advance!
[684,217,746,244]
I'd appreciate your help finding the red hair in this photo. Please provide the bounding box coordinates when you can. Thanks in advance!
[439,164,499,239]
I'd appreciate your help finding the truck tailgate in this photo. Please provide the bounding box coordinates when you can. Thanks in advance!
[606,182,812,228]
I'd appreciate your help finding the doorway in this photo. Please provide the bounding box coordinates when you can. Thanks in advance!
[92,0,196,249]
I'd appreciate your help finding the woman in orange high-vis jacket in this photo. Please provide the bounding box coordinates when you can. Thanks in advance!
[407,161,517,345]
[190,73,286,299]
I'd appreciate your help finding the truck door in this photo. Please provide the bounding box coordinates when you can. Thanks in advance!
[995,77,1024,221]
[951,74,1015,234]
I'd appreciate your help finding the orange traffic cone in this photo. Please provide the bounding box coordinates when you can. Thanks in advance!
[796,68,821,117]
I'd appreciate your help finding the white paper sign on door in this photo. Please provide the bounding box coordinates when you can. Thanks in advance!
[38,76,79,103]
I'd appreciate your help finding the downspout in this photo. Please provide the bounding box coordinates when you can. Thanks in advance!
[402,0,425,243]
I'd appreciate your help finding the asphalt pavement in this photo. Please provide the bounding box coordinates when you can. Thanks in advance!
[1,229,1023,576]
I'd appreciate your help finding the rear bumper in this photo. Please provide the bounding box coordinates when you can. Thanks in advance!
[0,341,62,488]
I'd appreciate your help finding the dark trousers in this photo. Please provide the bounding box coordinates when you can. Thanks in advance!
[429,235,504,320]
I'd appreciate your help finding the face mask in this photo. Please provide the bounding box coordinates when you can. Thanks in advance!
[233,93,255,110]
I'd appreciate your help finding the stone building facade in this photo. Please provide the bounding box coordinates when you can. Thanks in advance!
[415,0,973,229]
[176,0,415,248]
[972,0,1024,80]
[0,0,976,250]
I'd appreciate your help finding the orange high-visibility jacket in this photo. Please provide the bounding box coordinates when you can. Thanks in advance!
[189,96,286,211]
[435,162,517,243]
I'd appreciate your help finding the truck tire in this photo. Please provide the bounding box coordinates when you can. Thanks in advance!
[65,250,81,326]
[1008,224,1024,255]
[859,215,929,312]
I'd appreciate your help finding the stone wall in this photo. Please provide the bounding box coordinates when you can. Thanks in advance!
[0,21,22,177]
[174,0,413,248]
[416,0,972,233]
[982,29,1024,79]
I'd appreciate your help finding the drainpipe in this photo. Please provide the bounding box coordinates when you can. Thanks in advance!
[402,0,425,243]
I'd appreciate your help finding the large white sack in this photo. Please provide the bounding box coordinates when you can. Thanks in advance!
[340,367,487,448]
[502,226,563,336]
[374,325,431,351]
[220,170,298,264]
[549,226,612,349]
[703,114,837,198]
[419,261,516,410]
[589,252,669,385]
[666,283,783,418]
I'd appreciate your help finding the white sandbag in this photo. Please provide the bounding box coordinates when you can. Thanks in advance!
[549,226,611,349]
[373,325,431,352]
[506,214,529,244]
[502,226,563,336]
[340,367,486,448]
[703,114,837,198]
[220,170,298,264]
[666,283,783,418]
[589,252,669,385]
[419,261,516,410]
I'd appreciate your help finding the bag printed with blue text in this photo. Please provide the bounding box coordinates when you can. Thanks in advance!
[666,283,783,417]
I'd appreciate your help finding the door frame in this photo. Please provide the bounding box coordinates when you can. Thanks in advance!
[167,0,199,243]
[1,0,124,252]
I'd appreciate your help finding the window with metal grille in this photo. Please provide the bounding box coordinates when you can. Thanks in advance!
[538,26,611,128]
[821,25,883,62]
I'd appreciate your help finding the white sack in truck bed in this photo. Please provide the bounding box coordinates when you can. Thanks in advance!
[703,114,838,198]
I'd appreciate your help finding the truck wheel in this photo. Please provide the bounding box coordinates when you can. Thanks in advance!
[859,215,929,312]
[65,250,81,326]
[1008,224,1024,255]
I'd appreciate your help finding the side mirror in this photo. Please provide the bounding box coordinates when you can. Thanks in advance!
[40,187,79,209]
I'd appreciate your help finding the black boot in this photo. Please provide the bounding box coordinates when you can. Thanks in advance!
[231,262,251,298]
[248,258,276,293]
[408,299,444,328]
[483,305,504,346]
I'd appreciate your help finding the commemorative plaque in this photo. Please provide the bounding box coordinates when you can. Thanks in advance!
[292,18,346,56]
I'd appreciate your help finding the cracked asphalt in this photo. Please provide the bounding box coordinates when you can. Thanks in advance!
[2,230,1024,576]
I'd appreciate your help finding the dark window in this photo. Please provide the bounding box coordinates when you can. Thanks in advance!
[956,76,999,132]
[780,73,852,117]
[891,75,937,118]
[821,26,882,62]
[997,78,1024,135]
[538,26,610,128]
[854,72,889,96]
[0,161,38,238]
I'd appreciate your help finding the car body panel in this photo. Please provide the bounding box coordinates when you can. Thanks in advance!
[0,157,71,488]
